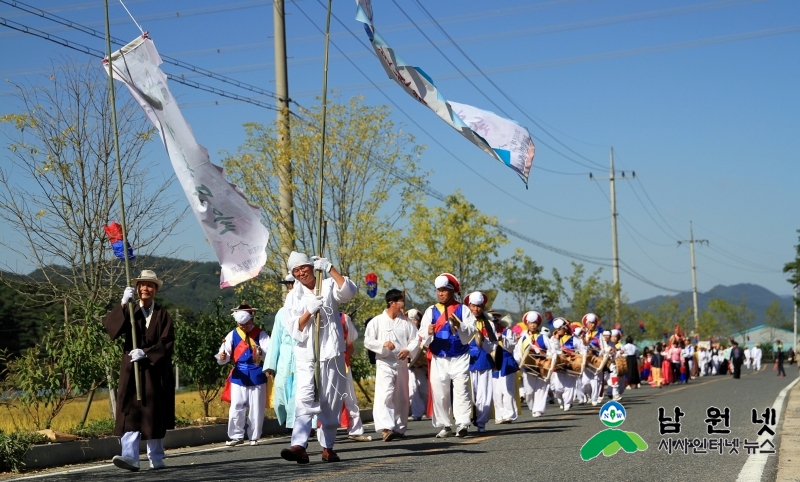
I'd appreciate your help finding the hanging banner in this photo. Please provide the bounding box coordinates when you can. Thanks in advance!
[355,0,534,185]
[104,35,269,288]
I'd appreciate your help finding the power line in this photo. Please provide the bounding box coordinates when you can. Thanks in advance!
[410,0,608,171]
[0,16,280,111]
[0,0,280,100]
[294,0,607,224]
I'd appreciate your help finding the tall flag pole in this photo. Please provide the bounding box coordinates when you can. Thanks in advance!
[313,0,334,402]
[103,0,142,401]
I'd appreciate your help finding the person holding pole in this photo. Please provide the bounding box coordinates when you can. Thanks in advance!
[280,251,357,464]
[104,270,175,471]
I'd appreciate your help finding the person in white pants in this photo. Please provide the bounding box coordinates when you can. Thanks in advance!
[465,291,497,433]
[419,273,477,438]
[513,311,550,418]
[491,315,519,424]
[549,318,577,411]
[605,330,625,401]
[364,289,419,441]
[752,345,763,371]
[571,326,588,405]
[580,314,604,406]
[744,346,752,369]
[405,309,429,421]
[279,251,357,464]
[217,302,271,446]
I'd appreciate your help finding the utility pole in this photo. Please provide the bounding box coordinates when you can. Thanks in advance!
[678,221,708,334]
[274,0,295,259]
[590,147,633,324]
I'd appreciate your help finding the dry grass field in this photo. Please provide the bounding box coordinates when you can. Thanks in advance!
[0,378,375,434]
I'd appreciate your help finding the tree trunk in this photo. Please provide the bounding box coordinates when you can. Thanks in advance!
[354,379,372,404]
[106,367,117,419]
[79,387,96,428]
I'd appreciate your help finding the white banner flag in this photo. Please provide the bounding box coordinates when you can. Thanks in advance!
[104,35,269,288]
[355,0,534,185]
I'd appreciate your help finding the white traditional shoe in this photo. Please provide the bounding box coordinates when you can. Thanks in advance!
[613,395,622,401]
[250,440,259,446]
[348,434,373,442]
[150,459,166,470]
[563,405,571,412]
[455,424,469,437]
[435,427,453,438]
[531,412,542,418]
[591,401,599,406]
[112,455,140,472]
[226,439,244,447]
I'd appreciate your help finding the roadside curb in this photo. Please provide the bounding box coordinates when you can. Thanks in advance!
[23,409,373,471]
[776,382,800,482]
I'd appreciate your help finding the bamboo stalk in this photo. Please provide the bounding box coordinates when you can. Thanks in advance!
[103,0,141,401]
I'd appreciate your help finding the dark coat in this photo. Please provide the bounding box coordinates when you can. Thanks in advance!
[103,303,175,439]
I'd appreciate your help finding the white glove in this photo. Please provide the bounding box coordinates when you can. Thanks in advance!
[130,348,146,362]
[312,256,332,273]
[121,286,135,305]
[303,295,324,315]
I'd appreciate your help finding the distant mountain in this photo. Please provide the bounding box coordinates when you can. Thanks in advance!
[631,283,795,326]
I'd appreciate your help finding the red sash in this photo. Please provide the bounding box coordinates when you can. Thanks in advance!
[220,327,262,403]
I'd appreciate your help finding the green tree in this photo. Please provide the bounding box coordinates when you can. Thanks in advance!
[392,192,508,305]
[708,298,756,343]
[173,298,233,418]
[551,263,619,323]
[499,249,557,314]
[783,229,800,332]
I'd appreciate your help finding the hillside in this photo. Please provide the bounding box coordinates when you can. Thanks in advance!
[631,283,795,327]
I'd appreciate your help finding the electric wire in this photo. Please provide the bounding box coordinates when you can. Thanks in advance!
[293,0,608,224]
[409,0,608,171]
[0,16,280,111]
[0,0,280,100]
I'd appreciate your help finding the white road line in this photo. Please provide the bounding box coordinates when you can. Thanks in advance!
[736,376,800,482]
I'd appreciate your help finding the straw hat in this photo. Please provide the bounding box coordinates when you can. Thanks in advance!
[131,269,163,289]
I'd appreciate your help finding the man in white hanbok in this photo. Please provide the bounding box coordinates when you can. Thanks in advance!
[513,312,550,418]
[549,318,577,411]
[465,291,497,433]
[743,345,752,369]
[752,345,762,371]
[364,289,419,441]
[279,251,357,464]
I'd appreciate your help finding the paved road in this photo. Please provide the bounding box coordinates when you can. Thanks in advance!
[11,367,798,482]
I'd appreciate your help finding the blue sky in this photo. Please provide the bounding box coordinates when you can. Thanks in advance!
[1,0,798,306]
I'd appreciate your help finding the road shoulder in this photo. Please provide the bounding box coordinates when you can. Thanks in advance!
[776,377,800,482]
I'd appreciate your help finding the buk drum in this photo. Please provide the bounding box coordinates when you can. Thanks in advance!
[584,352,608,374]
[521,349,555,381]
[614,356,628,374]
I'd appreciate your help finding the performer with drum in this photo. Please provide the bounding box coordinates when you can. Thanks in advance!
[491,312,519,424]
[605,329,626,401]
[581,313,605,406]
[549,318,579,411]
[513,311,551,418]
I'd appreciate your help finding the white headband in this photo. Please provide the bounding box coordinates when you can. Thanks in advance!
[287,251,312,272]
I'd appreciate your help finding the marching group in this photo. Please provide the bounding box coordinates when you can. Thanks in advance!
[101,252,776,471]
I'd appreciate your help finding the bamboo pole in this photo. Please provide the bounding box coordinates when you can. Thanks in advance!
[312,0,334,403]
[103,0,142,401]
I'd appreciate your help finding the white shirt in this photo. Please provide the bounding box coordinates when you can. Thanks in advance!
[284,275,357,362]
[419,302,477,350]
[363,310,420,368]
[752,347,762,359]
[622,343,638,357]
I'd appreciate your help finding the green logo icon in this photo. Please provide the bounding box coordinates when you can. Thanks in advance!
[580,401,648,461]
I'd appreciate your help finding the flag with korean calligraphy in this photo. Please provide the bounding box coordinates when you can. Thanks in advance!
[355,0,534,186]
[104,35,269,288]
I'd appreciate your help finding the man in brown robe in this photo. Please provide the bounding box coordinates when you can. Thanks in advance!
[104,269,175,471]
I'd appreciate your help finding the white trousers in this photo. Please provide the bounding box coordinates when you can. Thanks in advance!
[373,361,410,433]
[430,353,472,428]
[574,374,587,403]
[582,370,602,402]
[521,372,548,415]
[120,431,164,462]
[754,357,762,370]
[552,372,576,408]
[343,369,365,436]
[291,356,346,449]
[470,369,493,429]
[744,358,751,369]
[492,374,517,422]
[408,366,429,419]
[227,383,266,441]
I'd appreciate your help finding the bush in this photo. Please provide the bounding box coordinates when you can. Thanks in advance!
[67,419,115,439]
[0,430,47,473]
